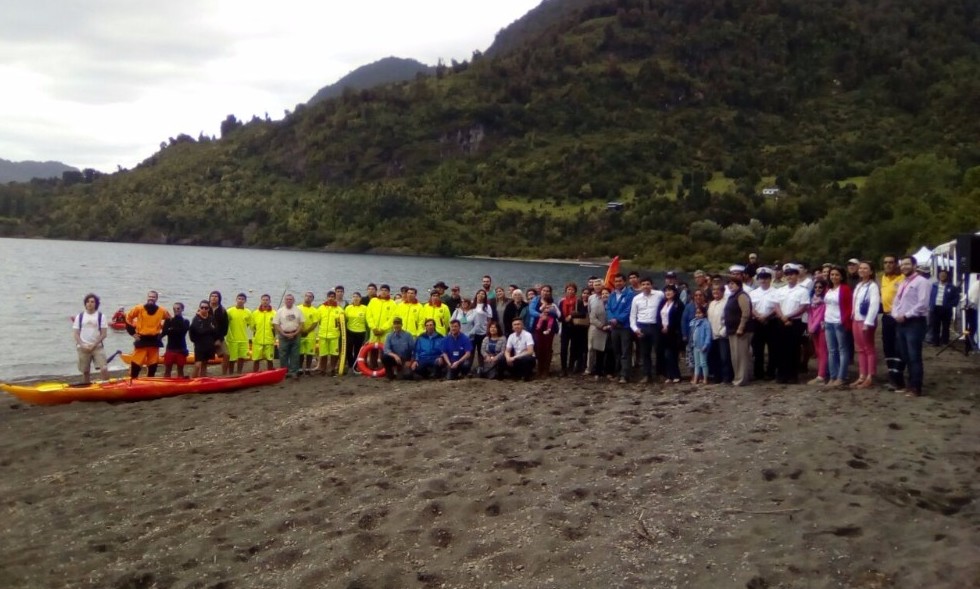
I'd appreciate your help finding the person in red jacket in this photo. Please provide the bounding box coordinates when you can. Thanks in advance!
[823,266,853,387]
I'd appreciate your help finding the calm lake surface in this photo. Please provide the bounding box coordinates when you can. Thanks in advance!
[0,238,619,381]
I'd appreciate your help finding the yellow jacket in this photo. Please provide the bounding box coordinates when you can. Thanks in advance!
[317,305,345,339]
[366,297,396,334]
[251,308,277,345]
[345,304,368,333]
[420,303,451,336]
[394,301,424,336]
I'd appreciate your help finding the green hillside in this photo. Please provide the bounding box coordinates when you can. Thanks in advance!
[2,0,978,268]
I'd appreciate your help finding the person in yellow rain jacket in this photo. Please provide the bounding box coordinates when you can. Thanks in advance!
[250,294,277,372]
[394,287,425,336]
[344,292,369,372]
[298,291,320,376]
[420,290,451,336]
[317,291,345,376]
[224,293,253,375]
[366,284,396,343]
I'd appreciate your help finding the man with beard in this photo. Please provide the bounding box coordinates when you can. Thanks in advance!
[126,290,171,378]
[891,256,931,396]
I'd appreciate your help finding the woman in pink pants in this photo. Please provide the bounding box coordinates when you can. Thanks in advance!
[807,279,829,385]
[851,261,881,389]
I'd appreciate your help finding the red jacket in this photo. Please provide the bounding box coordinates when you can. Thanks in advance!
[837,284,853,330]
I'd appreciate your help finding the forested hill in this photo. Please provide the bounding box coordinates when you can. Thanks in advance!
[308,57,434,104]
[1,0,978,268]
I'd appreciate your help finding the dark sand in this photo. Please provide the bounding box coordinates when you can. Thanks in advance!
[1,349,978,589]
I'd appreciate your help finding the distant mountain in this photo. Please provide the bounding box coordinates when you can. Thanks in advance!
[309,57,434,104]
[0,159,78,183]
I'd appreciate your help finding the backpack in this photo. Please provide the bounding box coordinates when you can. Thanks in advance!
[76,311,103,330]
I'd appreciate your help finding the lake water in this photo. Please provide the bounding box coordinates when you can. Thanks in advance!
[0,238,618,381]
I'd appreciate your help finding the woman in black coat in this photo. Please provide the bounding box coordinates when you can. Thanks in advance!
[659,285,685,383]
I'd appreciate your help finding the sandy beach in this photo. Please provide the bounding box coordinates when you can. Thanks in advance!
[1,347,978,589]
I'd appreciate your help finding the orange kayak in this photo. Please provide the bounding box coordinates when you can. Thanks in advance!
[1,369,287,406]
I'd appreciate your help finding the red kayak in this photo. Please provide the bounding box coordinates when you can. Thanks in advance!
[1,369,287,406]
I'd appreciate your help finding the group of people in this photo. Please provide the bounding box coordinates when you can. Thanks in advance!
[72,262,977,394]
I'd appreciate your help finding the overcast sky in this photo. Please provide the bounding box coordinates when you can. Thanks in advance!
[0,0,542,172]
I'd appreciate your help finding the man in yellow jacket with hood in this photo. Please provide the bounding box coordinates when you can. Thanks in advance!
[420,290,451,336]
[366,284,396,344]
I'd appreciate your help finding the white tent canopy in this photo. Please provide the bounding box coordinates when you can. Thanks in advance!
[912,245,933,263]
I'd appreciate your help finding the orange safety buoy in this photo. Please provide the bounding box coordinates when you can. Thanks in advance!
[356,342,386,378]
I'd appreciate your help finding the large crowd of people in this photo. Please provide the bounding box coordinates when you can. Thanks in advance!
[72,260,980,396]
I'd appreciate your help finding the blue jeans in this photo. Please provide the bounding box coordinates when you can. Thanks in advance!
[825,322,851,381]
[897,317,927,391]
[279,335,301,377]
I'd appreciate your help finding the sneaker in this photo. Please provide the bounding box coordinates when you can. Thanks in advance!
[618,378,627,384]
[639,377,650,384]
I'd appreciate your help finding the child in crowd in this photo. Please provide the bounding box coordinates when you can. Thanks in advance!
[690,305,712,385]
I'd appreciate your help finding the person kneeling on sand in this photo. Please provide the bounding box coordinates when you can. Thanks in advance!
[441,319,473,380]
[410,319,445,379]
[505,318,536,381]
[381,317,414,380]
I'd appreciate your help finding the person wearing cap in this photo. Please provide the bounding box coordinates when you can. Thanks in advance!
[890,255,931,396]
[773,263,810,384]
[750,267,779,381]
[724,265,750,300]
[381,316,414,380]
[771,262,786,289]
[723,275,753,386]
[367,284,397,343]
[444,285,463,314]
[420,290,451,336]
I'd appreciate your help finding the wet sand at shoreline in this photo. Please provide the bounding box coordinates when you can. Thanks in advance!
[1,350,978,589]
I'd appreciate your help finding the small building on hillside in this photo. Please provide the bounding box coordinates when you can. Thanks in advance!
[761,187,781,197]
[606,201,624,211]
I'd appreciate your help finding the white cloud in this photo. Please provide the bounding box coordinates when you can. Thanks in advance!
[0,0,541,172]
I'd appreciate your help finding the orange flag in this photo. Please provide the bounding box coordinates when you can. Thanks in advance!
[604,256,620,291]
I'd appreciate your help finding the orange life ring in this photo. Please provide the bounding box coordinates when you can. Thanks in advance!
[356,342,386,378]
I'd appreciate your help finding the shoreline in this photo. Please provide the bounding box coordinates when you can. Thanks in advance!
[1,348,977,588]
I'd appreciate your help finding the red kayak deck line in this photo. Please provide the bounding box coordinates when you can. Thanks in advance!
[0,369,288,406]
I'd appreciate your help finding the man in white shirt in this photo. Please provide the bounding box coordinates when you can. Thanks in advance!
[750,268,779,381]
[773,264,810,383]
[273,293,305,379]
[505,318,536,381]
[73,293,110,383]
[630,277,665,384]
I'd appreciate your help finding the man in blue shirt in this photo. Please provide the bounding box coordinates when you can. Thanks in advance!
[381,317,414,380]
[605,273,635,383]
[410,319,445,379]
[441,319,473,380]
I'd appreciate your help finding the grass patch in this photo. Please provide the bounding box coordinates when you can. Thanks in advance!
[837,176,868,189]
